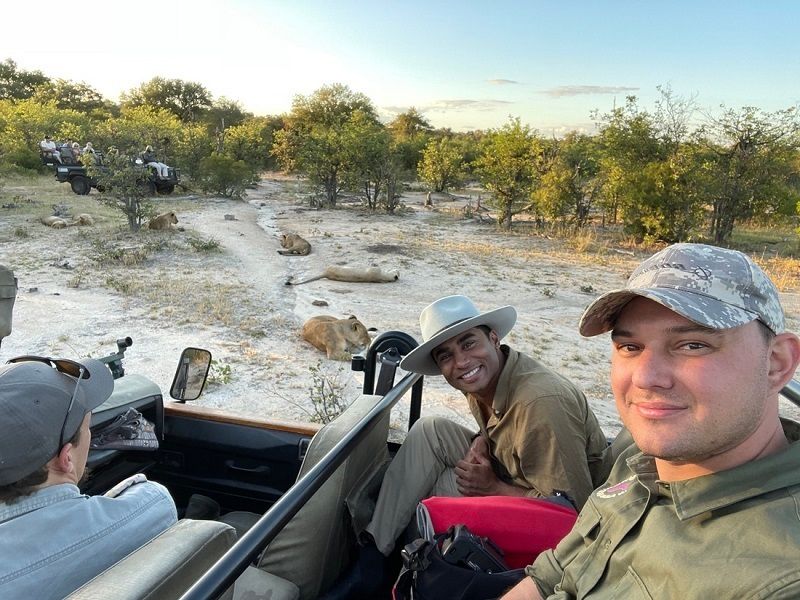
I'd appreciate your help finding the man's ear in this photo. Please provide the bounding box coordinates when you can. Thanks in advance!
[49,443,75,476]
[489,330,500,346]
[768,332,800,393]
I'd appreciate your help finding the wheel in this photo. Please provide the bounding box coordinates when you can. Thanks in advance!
[157,183,175,195]
[96,184,105,193]
[137,179,157,195]
[70,176,90,195]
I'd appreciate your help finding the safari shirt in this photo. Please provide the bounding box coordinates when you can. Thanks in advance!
[0,480,177,600]
[528,420,800,599]
[466,346,610,510]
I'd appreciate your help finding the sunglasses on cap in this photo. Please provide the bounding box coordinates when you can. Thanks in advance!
[7,356,90,449]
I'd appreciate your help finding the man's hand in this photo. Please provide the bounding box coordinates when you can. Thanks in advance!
[455,435,528,497]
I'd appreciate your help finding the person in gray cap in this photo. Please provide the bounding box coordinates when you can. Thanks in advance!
[0,356,177,600]
[502,243,800,600]
[323,295,610,599]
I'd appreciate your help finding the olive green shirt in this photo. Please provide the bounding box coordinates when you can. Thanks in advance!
[466,346,610,510]
[528,420,800,599]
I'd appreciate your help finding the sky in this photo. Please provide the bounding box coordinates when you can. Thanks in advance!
[3,1,799,133]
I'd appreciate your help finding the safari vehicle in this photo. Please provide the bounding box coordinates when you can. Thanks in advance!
[64,333,800,599]
[39,148,180,196]
[70,331,425,600]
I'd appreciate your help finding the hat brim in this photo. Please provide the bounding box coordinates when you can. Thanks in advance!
[579,288,760,337]
[400,306,517,376]
[61,358,114,442]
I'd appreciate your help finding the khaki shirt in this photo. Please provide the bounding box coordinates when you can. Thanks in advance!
[466,346,610,510]
[529,420,800,599]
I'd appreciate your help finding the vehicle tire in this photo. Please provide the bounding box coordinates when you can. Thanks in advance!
[96,184,105,193]
[158,183,175,195]
[138,180,156,195]
[70,176,90,195]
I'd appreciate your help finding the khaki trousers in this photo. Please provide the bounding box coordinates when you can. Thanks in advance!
[365,416,474,555]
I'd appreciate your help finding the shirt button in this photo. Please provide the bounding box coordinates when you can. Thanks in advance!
[494,410,501,416]
[603,540,612,551]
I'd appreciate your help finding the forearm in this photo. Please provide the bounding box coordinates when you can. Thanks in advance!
[501,577,543,600]
[491,479,529,497]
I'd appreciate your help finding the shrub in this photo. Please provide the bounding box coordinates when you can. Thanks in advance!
[197,153,254,199]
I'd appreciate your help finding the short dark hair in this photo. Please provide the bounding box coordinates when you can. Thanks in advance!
[757,320,776,346]
[476,325,492,338]
[0,426,82,503]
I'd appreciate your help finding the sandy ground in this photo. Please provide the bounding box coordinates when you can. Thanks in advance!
[2,174,799,437]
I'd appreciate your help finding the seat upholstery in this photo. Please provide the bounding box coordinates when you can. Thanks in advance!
[66,518,237,600]
[255,393,390,600]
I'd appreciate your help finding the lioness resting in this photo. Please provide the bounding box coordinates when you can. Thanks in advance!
[278,233,311,256]
[286,265,399,286]
[41,215,67,229]
[148,211,178,230]
[301,315,375,361]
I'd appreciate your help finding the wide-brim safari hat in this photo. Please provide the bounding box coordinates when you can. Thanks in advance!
[400,295,516,376]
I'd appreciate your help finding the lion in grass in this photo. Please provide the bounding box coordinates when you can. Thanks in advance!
[301,315,376,361]
[71,213,94,226]
[278,233,311,256]
[148,211,178,231]
[41,215,67,229]
[286,265,399,286]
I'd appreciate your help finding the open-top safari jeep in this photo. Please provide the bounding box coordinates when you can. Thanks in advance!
[40,147,180,196]
[50,334,800,600]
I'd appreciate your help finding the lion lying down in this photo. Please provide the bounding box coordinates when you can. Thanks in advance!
[286,265,399,286]
[278,233,311,256]
[302,315,376,361]
[40,214,95,228]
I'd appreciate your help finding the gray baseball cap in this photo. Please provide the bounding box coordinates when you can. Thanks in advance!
[579,243,785,337]
[0,357,113,485]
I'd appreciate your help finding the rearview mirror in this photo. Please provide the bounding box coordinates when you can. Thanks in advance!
[170,348,212,402]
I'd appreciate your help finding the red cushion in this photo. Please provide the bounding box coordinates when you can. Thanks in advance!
[420,496,577,569]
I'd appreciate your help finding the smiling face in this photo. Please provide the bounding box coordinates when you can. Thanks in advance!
[610,297,783,477]
[432,327,504,403]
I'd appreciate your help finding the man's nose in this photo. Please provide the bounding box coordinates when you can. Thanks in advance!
[631,349,673,389]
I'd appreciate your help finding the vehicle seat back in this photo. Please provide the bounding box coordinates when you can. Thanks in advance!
[66,518,237,600]
[255,393,390,600]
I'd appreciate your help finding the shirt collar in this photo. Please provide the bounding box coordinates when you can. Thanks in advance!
[487,345,515,417]
[0,483,82,523]
[626,420,800,520]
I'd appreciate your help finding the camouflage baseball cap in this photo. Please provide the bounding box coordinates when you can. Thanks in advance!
[579,243,785,337]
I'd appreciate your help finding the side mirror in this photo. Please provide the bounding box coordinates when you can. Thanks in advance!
[170,348,212,402]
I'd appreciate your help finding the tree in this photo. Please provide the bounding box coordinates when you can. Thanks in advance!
[0,59,48,101]
[121,77,213,122]
[473,118,539,229]
[86,152,154,231]
[30,79,112,117]
[418,137,463,193]
[388,108,433,173]
[533,133,600,227]
[221,115,282,170]
[197,153,254,199]
[273,84,380,207]
[703,105,800,244]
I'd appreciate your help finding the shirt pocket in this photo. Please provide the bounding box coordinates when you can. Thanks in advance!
[609,566,653,599]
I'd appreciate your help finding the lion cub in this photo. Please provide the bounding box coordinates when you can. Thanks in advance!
[278,233,311,256]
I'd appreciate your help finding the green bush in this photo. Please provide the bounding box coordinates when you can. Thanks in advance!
[197,153,254,199]
[3,148,45,172]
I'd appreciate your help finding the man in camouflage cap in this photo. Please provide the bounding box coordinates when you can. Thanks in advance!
[503,243,800,599]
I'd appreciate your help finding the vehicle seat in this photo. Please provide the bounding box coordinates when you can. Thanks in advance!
[223,393,390,600]
[66,518,237,600]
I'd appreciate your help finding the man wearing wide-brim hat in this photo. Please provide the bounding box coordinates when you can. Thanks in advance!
[0,356,177,599]
[323,295,611,598]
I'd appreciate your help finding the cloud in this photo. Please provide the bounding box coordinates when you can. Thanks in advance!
[541,85,639,98]
[487,79,519,85]
[422,99,513,113]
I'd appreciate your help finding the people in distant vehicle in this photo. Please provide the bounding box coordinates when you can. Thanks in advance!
[71,142,82,156]
[141,145,170,179]
[323,295,612,599]
[81,142,99,165]
[501,243,800,599]
[0,356,177,599]
[39,135,61,163]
